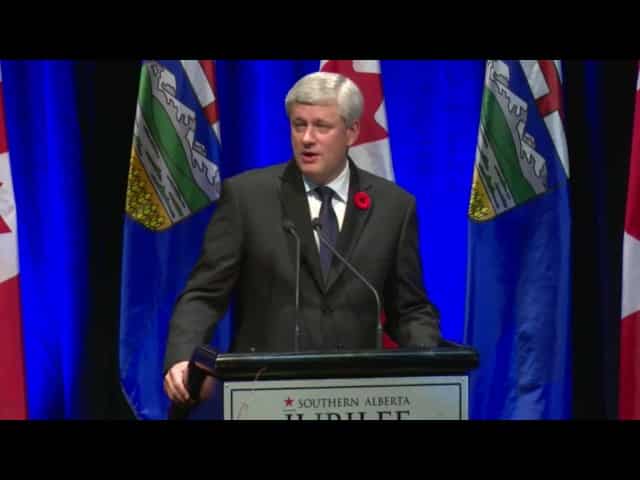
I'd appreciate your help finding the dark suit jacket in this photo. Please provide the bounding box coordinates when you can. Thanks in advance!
[164,159,440,371]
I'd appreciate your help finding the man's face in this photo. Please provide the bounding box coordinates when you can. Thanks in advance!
[290,102,359,185]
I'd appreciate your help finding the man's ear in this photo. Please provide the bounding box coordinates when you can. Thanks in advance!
[346,120,360,147]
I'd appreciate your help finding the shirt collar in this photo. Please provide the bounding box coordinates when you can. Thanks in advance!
[303,161,350,202]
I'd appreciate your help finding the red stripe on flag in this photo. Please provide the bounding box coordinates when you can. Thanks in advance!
[535,60,564,121]
[625,81,640,240]
[0,82,8,155]
[0,276,27,419]
[198,60,216,94]
[203,102,218,126]
[620,311,640,419]
[321,60,388,146]
[198,60,219,125]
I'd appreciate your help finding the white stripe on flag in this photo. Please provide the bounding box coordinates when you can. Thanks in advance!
[544,110,570,177]
[349,139,395,181]
[0,151,18,283]
[554,60,562,82]
[212,122,221,145]
[352,60,381,74]
[374,100,389,131]
[520,60,549,99]
[180,60,216,109]
[622,231,640,319]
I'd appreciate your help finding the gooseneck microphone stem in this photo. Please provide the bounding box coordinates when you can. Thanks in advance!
[312,218,383,349]
[283,220,301,352]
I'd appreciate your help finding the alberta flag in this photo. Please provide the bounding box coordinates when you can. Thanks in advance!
[119,60,231,420]
[464,60,572,419]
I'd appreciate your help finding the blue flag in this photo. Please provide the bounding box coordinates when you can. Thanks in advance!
[119,60,231,419]
[464,60,572,419]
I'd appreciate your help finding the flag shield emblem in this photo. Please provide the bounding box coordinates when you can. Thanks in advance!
[469,60,568,222]
[125,61,221,231]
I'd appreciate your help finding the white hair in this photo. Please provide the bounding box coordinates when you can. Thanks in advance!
[285,71,363,127]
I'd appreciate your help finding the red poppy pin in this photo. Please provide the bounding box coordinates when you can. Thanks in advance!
[353,191,371,210]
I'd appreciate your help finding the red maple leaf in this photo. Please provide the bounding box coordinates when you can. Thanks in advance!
[321,60,388,147]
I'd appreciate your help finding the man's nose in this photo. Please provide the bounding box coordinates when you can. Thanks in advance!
[302,126,316,143]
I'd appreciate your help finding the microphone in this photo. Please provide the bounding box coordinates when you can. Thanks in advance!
[311,218,383,349]
[282,219,301,352]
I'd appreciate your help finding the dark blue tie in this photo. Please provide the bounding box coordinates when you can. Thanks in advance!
[316,186,338,280]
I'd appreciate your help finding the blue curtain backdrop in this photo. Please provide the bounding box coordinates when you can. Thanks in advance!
[3,61,91,419]
[1,59,629,419]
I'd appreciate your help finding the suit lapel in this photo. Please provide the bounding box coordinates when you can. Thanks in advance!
[279,161,326,293]
[326,161,373,292]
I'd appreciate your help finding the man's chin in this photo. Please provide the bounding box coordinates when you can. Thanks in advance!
[296,162,322,180]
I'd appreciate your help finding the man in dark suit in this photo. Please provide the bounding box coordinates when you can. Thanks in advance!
[163,71,441,405]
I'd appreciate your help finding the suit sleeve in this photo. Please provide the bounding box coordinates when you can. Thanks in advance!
[383,196,441,347]
[163,179,244,371]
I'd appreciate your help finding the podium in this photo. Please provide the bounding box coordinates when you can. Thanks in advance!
[173,340,479,420]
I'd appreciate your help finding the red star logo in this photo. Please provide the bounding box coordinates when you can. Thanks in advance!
[284,397,294,407]
[321,60,388,147]
[0,181,11,234]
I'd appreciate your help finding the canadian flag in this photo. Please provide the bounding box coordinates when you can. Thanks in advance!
[320,60,397,348]
[320,60,395,181]
[620,63,640,419]
[0,64,27,419]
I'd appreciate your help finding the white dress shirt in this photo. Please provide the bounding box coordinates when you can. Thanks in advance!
[302,162,350,250]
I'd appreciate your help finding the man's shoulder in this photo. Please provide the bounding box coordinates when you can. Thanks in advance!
[226,162,288,186]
